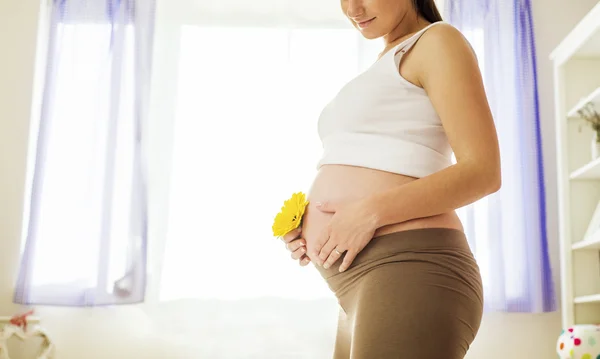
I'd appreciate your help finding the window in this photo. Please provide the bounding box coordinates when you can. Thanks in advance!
[456,27,529,303]
[160,26,379,301]
[16,3,149,305]
[31,23,135,292]
[152,25,381,357]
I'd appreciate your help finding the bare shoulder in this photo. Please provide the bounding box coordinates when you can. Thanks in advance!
[419,23,473,52]
[416,23,477,63]
[413,23,480,86]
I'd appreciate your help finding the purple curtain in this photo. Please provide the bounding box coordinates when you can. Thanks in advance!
[14,0,155,306]
[446,0,556,312]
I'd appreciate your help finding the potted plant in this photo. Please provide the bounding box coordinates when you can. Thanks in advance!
[578,103,600,160]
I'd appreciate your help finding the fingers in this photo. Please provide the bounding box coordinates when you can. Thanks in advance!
[282,232,309,263]
[322,247,345,270]
[299,255,311,266]
[280,228,311,267]
[290,246,307,260]
[311,227,331,266]
[318,240,338,267]
[315,201,337,213]
[281,227,302,243]
[339,251,357,272]
[286,238,306,252]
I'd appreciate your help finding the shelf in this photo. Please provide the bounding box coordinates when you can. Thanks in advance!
[567,87,600,119]
[573,231,600,250]
[570,158,600,180]
[552,0,600,330]
[574,294,600,304]
[551,1,600,65]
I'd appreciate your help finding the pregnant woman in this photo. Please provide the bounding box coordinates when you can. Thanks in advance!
[281,0,500,358]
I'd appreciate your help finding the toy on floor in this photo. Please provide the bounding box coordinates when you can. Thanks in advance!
[557,325,600,359]
[0,310,55,359]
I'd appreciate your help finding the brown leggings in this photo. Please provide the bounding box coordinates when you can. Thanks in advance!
[316,228,483,359]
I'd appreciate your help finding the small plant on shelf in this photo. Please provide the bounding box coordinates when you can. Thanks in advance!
[577,103,600,159]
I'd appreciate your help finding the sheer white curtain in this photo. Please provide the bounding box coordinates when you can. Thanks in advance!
[15,0,153,306]
[149,2,382,357]
[447,0,556,312]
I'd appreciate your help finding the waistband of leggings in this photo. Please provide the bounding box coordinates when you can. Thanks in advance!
[351,227,472,266]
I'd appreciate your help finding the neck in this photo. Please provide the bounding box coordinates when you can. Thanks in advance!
[382,13,431,50]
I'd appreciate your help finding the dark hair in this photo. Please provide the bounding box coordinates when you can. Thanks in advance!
[413,0,444,23]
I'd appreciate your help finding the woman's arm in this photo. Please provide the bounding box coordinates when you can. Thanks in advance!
[367,24,501,228]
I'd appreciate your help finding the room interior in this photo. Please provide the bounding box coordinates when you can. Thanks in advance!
[2,0,600,358]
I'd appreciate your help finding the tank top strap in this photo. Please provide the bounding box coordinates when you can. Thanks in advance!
[393,21,446,60]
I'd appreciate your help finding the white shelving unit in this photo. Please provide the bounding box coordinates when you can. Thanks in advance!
[570,157,600,180]
[567,86,600,119]
[551,0,600,328]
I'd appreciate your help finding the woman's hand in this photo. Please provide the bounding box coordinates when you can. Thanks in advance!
[281,227,311,266]
[310,199,379,272]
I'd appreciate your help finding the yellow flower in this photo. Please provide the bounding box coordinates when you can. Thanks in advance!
[272,192,309,237]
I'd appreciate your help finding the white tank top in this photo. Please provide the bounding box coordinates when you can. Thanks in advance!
[317,22,452,178]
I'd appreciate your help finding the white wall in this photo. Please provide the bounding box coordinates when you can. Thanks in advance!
[0,0,598,358]
[0,1,37,312]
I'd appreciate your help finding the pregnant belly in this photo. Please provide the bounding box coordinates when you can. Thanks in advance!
[301,165,463,257]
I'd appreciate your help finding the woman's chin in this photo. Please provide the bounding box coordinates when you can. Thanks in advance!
[353,22,384,40]
[358,29,382,40]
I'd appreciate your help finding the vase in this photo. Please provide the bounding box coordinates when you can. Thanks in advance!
[592,132,600,160]
[557,325,600,359]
